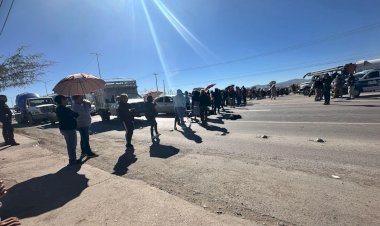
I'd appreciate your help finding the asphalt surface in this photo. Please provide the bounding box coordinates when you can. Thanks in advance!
[14,93,380,226]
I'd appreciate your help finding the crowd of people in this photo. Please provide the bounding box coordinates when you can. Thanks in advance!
[309,72,356,105]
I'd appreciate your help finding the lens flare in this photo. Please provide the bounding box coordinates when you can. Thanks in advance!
[141,0,173,89]
[152,0,218,63]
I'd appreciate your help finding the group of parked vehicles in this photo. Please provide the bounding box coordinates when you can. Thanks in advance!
[301,59,380,97]
[12,79,173,127]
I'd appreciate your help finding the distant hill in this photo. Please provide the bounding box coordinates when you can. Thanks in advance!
[252,78,309,89]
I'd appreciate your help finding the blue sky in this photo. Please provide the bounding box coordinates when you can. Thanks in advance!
[1,0,380,105]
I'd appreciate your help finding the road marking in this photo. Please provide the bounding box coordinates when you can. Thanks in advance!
[229,120,380,125]
[234,109,271,112]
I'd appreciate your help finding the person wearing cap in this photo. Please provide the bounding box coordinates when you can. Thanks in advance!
[55,95,80,165]
[118,93,135,148]
[0,95,19,146]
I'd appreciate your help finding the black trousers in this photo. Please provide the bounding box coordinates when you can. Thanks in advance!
[122,121,134,145]
[146,116,158,137]
[1,120,15,144]
[324,89,331,104]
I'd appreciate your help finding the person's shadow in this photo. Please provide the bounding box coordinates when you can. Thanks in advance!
[149,140,179,159]
[178,127,203,143]
[112,149,137,176]
[201,123,230,135]
[1,164,88,219]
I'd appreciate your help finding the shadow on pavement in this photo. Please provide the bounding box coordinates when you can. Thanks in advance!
[177,127,202,143]
[0,143,11,151]
[338,104,380,108]
[207,118,224,124]
[1,165,88,219]
[112,149,137,176]
[200,123,230,135]
[149,141,179,159]
[89,119,149,134]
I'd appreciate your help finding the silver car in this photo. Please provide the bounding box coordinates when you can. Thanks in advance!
[154,96,175,114]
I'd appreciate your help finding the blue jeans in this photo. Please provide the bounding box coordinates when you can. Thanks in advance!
[78,127,92,154]
[175,107,185,125]
[60,129,77,161]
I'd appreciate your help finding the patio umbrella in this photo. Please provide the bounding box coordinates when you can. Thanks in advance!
[204,83,216,91]
[53,73,105,96]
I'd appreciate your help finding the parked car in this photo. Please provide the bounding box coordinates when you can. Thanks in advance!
[154,96,175,114]
[350,69,380,97]
[299,81,312,96]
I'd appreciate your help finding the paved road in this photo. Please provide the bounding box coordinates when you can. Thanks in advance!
[15,93,380,226]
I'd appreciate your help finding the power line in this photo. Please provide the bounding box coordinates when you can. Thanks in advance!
[136,22,380,80]
[0,0,15,36]
[0,0,4,9]
[172,53,380,88]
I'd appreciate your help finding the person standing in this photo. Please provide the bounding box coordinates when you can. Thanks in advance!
[184,91,191,110]
[347,74,356,100]
[173,89,186,129]
[314,77,323,101]
[322,74,333,105]
[118,94,135,149]
[191,91,201,122]
[213,88,222,114]
[55,95,79,165]
[270,84,277,100]
[199,90,211,123]
[241,86,247,105]
[72,95,98,158]
[145,95,159,141]
[228,87,236,108]
[0,95,19,146]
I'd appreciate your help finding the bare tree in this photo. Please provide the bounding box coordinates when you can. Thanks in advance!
[0,47,53,91]
[268,80,276,87]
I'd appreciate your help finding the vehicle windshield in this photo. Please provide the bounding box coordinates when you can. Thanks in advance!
[28,98,54,106]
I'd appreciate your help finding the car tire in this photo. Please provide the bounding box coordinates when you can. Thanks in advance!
[354,89,361,98]
[303,88,310,96]
[27,114,34,126]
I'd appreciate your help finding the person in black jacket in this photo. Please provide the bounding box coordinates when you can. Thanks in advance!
[199,90,211,123]
[55,95,80,165]
[118,94,135,148]
[145,95,159,141]
[322,73,333,105]
[0,95,19,146]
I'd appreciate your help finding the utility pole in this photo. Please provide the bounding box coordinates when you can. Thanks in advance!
[163,80,166,95]
[153,73,158,91]
[91,53,102,78]
[37,80,51,96]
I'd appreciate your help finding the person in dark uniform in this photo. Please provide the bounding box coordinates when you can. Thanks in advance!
[0,95,19,146]
[145,95,159,142]
[118,94,135,149]
[323,73,333,105]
